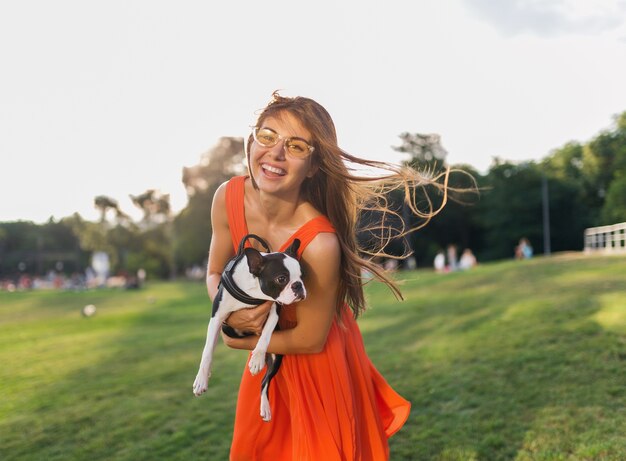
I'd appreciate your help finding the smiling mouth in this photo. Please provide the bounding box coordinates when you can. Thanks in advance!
[261,163,286,176]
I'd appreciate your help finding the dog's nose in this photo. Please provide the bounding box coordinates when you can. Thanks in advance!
[291,281,304,298]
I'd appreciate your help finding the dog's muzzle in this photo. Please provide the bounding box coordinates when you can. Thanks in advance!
[291,281,305,301]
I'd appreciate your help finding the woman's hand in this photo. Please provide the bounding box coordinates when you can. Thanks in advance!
[224,301,273,336]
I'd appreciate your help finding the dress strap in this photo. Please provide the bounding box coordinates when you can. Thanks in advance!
[279,216,336,258]
[278,216,336,331]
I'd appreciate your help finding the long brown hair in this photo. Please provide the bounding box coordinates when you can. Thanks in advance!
[247,91,450,318]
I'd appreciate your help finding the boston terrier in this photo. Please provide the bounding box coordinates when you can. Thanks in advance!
[193,235,306,422]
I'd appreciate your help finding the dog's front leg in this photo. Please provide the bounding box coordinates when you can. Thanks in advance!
[193,314,222,396]
[248,303,279,376]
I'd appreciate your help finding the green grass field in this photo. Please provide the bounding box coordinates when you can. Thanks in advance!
[1,253,625,460]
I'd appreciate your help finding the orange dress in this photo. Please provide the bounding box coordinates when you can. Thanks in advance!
[225,176,410,461]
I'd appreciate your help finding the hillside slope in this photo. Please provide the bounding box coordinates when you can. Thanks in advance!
[1,253,625,460]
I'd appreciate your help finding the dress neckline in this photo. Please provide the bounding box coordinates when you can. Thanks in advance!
[239,177,328,253]
[233,175,335,257]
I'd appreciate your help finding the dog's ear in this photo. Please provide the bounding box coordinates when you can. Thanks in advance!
[243,247,265,276]
[285,239,300,259]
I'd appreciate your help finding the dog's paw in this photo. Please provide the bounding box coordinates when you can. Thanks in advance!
[248,351,266,376]
[260,394,272,422]
[192,371,210,396]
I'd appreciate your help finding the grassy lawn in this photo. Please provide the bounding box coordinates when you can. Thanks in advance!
[1,253,625,460]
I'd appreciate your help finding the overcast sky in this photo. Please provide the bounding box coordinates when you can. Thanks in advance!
[2,0,626,223]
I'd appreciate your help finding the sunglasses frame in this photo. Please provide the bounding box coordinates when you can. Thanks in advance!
[252,126,315,158]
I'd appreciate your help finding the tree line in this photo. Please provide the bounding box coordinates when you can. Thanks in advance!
[1,112,625,279]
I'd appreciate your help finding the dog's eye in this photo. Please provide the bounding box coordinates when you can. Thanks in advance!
[275,275,287,285]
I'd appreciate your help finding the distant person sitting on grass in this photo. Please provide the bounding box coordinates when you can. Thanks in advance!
[459,248,477,270]
[515,237,533,260]
[446,243,459,271]
[434,250,446,273]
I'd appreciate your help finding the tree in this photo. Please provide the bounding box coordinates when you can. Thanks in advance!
[537,111,626,229]
[0,218,90,277]
[601,174,626,224]
[64,213,119,270]
[388,132,483,265]
[409,164,483,265]
[477,161,545,260]
[94,196,122,223]
[181,137,247,197]
[129,190,171,225]
[542,142,585,183]
[127,189,176,277]
[175,137,246,269]
[393,132,448,170]
[597,112,626,224]
[575,112,626,225]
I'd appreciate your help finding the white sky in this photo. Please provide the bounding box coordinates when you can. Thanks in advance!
[2,0,626,223]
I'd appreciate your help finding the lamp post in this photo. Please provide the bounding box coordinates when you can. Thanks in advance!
[542,175,552,256]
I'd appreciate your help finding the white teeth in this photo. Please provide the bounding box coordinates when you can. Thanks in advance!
[262,164,286,175]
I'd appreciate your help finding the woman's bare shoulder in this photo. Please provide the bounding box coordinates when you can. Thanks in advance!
[302,232,341,267]
[211,181,231,223]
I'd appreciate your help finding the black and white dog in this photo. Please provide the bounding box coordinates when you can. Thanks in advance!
[193,235,305,422]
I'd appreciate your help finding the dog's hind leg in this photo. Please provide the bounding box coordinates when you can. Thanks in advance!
[260,354,283,422]
[248,303,279,375]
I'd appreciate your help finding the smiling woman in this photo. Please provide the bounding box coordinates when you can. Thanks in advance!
[246,112,318,198]
[200,91,449,461]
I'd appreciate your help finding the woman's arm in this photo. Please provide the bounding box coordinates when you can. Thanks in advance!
[206,182,235,301]
[222,232,341,354]
[208,181,273,335]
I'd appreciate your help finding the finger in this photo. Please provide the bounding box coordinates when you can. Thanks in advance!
[249,302,272,320]
[256,301,273,313]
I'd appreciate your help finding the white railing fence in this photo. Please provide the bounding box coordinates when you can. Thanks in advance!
[584,221,626,253]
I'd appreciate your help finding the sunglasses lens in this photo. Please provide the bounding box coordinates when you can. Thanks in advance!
[285,140,311,158]
[254,128,279,147]
[253,127,314,158]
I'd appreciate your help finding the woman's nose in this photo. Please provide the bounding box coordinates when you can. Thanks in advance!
[268,140,286,160]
